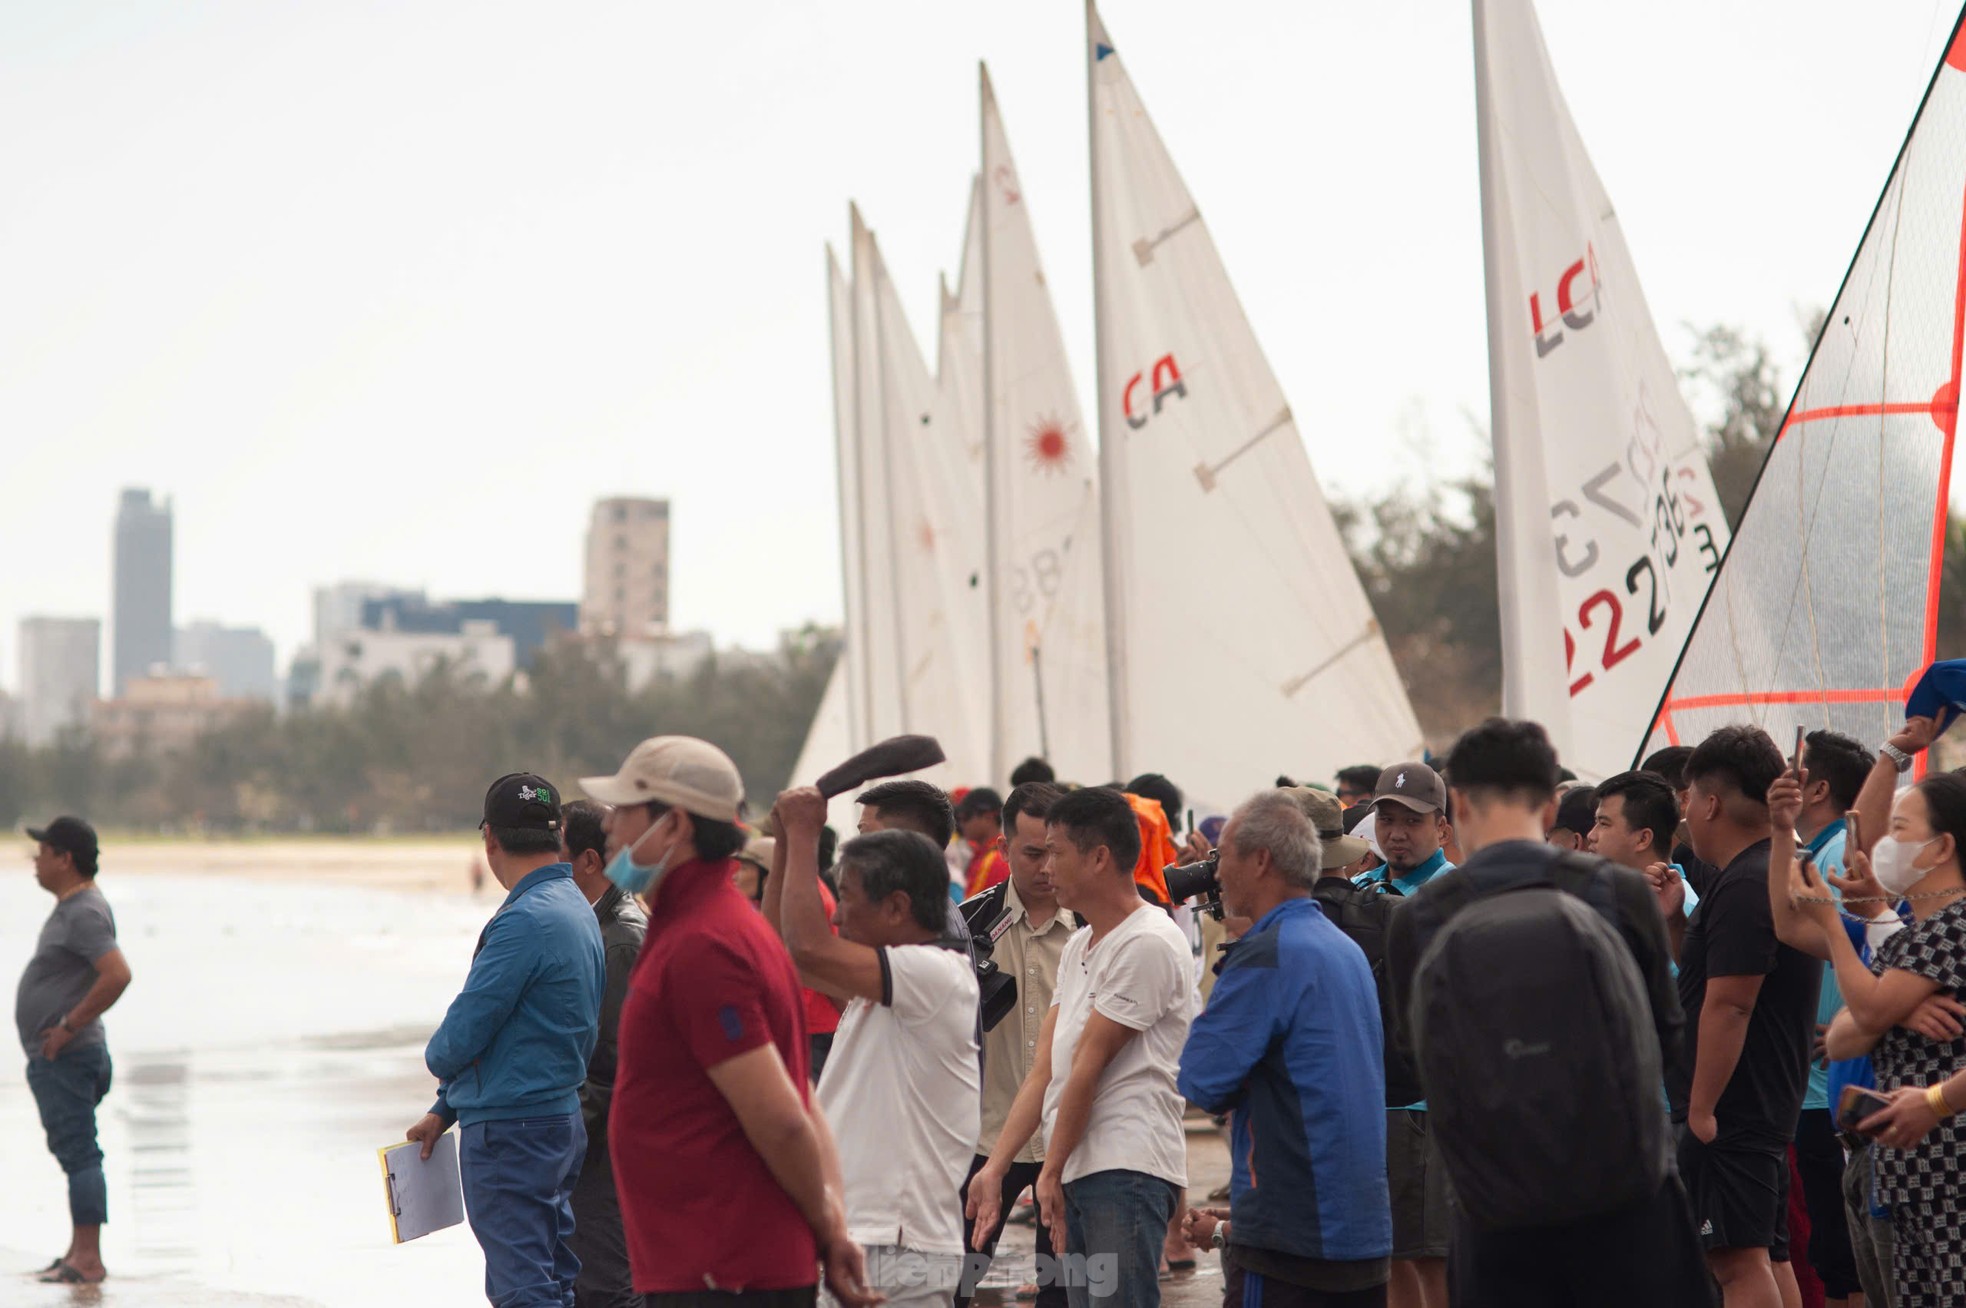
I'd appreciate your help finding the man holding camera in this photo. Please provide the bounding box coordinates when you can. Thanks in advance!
[1178,789,1392,1305]
[956,782,1075,1307]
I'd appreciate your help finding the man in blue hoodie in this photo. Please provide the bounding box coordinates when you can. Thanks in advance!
[405,773,605,1308]
[1178,788,1392,1305]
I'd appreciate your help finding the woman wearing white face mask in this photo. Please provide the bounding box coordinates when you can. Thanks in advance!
[1780,770,1966,1308]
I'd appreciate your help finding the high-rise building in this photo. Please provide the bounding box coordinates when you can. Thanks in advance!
[19,616,101,745]
[581,498,670,638]
[175,621,279,703]
[113,488,174,694]
[313,581,426,651]
[359,596,576,669]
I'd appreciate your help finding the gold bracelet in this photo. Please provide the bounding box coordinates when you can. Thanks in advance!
[1927,1083,1955,1120]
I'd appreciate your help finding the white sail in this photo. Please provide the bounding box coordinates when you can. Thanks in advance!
[981,63,1112,787]
[1476,0,1731,780]
[1641,17,1966,762]
[869,229,993,787]
[789,657,858,833]
[849,206,907,743]
[938,177,988,477]
[1086,3,1424,808]
[826,246,867,753]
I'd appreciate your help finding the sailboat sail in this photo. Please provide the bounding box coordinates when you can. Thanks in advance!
[790,658,857,831]
[826,246,867,754]
[869,230,993,786]
[1639,13,1966,763]
[1476,0,1731,780]
[939,177,988,477]
[981,63,1112,786]
[849,206,907,744]
[1086,3,1424,808]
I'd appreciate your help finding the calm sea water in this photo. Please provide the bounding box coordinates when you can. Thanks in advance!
[0,866,497,1306]
[0,863,1229,1307]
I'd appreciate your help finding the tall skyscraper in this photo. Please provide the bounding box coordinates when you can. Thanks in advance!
[581,498,670,638]
[19,616,101,745]
[113,488,173,694]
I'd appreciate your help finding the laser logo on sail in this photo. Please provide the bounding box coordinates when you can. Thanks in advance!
[1529,244,1601,359]
[1121,354,1188,429]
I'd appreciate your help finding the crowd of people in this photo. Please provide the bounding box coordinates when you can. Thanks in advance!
[21,702,1966,1307]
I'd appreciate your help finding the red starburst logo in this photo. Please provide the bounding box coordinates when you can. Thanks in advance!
[1024,416,1073,475]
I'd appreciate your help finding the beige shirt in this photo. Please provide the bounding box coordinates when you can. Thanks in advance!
[978,878,1076,1161]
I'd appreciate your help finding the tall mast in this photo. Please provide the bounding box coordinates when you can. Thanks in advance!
[1472,0,1531,723]
[1086,0,1128,782]
[823,246,864,751]
[981,64,1008,787]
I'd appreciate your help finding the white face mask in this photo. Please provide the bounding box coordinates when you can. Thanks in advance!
[1871,835,1942,897]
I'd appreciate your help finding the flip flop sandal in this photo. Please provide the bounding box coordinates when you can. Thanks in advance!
[39,1262,103,1285]
[1014,1285,1040,1302]
[1164,1258,1197,1271]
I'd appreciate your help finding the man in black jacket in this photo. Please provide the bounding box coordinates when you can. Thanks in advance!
[563,799,648,1308]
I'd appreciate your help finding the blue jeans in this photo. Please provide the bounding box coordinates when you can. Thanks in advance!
[25,1044,113,1227]
[461,1113,587,1308]
[1061,1169,1178,1308]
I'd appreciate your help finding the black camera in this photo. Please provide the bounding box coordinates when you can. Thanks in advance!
[955,896,1021,1032]
[1163,849,1224,919]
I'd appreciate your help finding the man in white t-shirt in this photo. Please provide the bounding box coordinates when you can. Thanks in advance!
[773,786,981,1307]
[966,786,1193,1308]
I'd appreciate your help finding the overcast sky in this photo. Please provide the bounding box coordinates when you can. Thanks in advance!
[0,0,1958,691]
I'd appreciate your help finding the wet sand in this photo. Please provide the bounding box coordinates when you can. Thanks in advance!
[0,846,1231,1307]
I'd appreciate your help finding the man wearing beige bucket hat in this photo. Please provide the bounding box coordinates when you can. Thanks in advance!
[590,736,876,1307]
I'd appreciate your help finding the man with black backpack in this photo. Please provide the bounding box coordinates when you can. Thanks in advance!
[1386,718,1713,1308]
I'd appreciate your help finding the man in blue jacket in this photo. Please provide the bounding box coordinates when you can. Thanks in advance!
[1178,789,1392,1305]
[406,773,605,1308]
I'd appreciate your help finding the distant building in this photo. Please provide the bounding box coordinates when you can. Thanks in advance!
[91,673,255,760]
[19,616,102,746]
[0,689,18,740]
[312,581,425,651]
[614,630,716,690]
[582,498,670,639]
[359,596,576,669]
[175,622,278,703]
[314,621,517,707]
[113,489,174,695]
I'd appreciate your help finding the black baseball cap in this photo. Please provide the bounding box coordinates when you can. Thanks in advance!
[26,816,99,872]
[482,773,562,832]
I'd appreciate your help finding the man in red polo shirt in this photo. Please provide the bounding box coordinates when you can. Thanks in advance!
[583,736,875,1308]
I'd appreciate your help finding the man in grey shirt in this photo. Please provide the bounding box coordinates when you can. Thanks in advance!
[16,816,133,1286]
[562,799,648,1308]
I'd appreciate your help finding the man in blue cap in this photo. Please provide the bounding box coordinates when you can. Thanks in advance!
[405,774,604,1308]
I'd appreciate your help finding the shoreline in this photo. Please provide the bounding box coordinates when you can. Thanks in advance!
[99,839,487,896]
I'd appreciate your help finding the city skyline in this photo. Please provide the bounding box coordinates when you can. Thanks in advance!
[0,4,1958,687]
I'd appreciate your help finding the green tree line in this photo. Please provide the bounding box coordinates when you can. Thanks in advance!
[0,630,838,834]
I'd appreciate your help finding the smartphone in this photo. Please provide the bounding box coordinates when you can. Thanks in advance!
[1793,724,1807,771]
[1846,810,1863,852]
[1837,1084,1893,1135]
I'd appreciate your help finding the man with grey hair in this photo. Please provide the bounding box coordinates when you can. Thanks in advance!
[1176,789,1392,1300]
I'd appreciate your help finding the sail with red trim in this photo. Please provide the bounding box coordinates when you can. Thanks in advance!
[1639,14,1966,762]
[1087,2,1423,807]
[981,63,1111,786]
[1477,0,1731,780]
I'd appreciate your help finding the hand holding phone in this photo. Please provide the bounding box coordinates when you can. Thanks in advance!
[1837,1084,1893,1136]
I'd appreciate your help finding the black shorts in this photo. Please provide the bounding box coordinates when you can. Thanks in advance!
[1388,1109,1451,1259]
[1677,1126,1790,1259]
